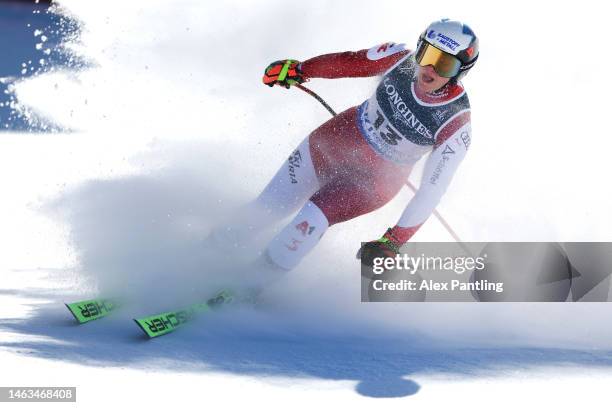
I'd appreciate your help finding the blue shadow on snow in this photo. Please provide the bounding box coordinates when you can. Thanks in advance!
[0,0,80,131]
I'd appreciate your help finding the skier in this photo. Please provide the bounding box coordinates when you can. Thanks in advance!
[212,19,478,279]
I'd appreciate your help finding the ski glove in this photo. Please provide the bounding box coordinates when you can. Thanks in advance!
[359,228,403,267]
[262,59,306,88]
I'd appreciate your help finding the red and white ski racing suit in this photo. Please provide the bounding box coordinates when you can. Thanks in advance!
[248,42,472,270]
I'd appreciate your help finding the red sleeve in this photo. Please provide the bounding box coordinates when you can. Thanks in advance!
[300,44,410,79]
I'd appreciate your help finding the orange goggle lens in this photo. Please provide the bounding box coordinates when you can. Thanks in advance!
[415,42,462,78]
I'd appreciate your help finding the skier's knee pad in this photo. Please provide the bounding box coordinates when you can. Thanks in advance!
[266,201,329,270]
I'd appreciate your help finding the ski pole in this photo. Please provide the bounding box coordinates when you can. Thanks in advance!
[295,84,337,116]
[293,84,469,251]
[402,182,473,256]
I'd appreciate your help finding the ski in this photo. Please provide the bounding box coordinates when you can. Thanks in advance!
[133,289,235,339]
[65,298,119,323]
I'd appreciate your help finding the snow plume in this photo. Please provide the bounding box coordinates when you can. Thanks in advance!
[44,138,612,350]
[17,0,612,349]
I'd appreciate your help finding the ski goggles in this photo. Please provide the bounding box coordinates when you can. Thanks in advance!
[415,42,462,78]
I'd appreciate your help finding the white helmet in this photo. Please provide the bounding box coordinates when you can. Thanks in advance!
[416,19,479,82]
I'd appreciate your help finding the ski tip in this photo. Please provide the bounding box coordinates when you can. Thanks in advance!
[64,298,117,324]
[133,318,152,338]
[65,303,82,323]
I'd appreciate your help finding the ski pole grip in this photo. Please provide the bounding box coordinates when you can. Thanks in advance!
[277,60,292,82]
